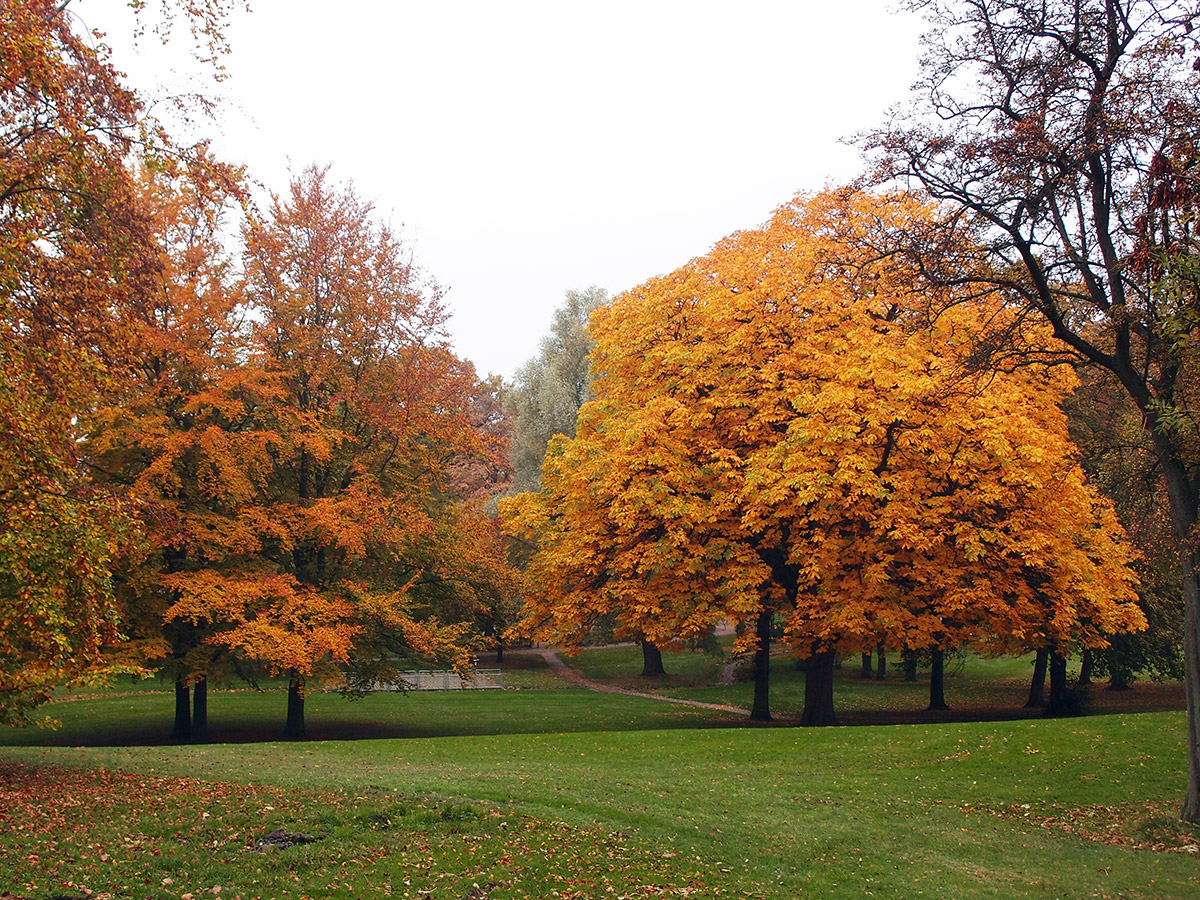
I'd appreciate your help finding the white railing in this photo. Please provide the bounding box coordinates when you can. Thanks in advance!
[384,668,504,691]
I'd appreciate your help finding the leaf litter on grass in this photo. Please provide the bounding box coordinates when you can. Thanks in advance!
[0,764,740,899]
[944,798,1200,854]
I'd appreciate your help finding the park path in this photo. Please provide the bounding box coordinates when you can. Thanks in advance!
[528,646,750,716]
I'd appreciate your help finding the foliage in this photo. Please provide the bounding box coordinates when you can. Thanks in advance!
[504,188,1144,684]
[0,0,253,724]
[865,0,1200,817]
[0,0,157,724]
[1066,366,1187,683]
[503,285,608,494]
[2,711,1198,899]
[79,147,250,703]
[181,166,516,710]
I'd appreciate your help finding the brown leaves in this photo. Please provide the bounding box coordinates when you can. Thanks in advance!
[0,0,162,722]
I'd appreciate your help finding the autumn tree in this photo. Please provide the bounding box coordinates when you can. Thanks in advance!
[168,165,514,739]
[1,0,159,723]
[504,188,1144,725]
[83,148,249,741]
[502,286,658,664]
[866,0,1200,818]
[0,0,248,724]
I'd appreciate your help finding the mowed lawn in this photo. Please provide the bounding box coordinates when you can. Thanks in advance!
[562,644,1186,720]
[1,651,1197,899]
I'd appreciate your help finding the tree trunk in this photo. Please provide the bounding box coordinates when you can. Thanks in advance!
[861,652,872,678]
[172,679,191,741]
[1046,650,1069,716]
[284,672,306,740]
[1178,538,1200,820]
[640,640,666,678]
[495,638,504,664]
[928,648,949,711]
[875,643,887,681]
[903,648,918,682]
[800,648,837,726]
[749,610,772,721]
[1078,647,1094,685]
[1150,435,1200,820]
[1025,647,1049,709]
[1107,648,1131,692]
[191,676,208,743]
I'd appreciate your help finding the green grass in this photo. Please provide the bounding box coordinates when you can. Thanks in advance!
[563,646,1184,721]
[2,651,1194,899]
[566,643,729,690]
[2,712,1198,899]
[659,654,1036,715]
[488,650,575,690]
[3,686,740,747]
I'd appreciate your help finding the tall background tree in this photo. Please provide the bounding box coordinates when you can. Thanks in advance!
[1066,368,1186,690]
[504,286,607,494]
[867,0,1200,819]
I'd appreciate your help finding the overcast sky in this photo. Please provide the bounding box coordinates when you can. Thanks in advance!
[75,0,926,380]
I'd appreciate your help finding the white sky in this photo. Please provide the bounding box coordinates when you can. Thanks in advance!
[73,0,926,380]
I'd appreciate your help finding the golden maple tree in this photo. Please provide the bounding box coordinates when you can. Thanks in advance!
[504,187,1144,723]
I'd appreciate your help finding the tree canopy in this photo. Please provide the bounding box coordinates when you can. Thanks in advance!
[504,286,608,494]
[866,0,1200,819]
[1,0,159,722]
[503,187,1144,723]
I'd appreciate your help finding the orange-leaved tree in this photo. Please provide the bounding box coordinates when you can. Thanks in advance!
[83,147,250,741]
[190,165,514,738]
[0,0,159,723]
[504,187,1144,723]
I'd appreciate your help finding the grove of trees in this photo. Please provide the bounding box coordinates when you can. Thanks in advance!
[865,0,1200,821]
[1,0,516,737]
[4,0,1198,826]
[503,188,1146,725]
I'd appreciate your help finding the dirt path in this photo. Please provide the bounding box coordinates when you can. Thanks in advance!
[528,647,751,716]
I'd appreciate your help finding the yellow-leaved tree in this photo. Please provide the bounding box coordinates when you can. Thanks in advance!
[504,187,1144,723]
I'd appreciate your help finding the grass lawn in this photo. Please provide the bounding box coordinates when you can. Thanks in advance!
[1,650,1195,899]
[2,711,1199,899]
[563,643,730,689]
[3,685,739,748]
[565,645,1186,722]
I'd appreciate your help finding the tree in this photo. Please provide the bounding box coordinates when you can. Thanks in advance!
[504,286,608,494]
[191,165,514,738]
[0,0,248,724]
[504,187,1144,725]
[1065,367,1187,688]
[1,0,157,724]
[867,0,1200,818]
[83,147,249,741]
